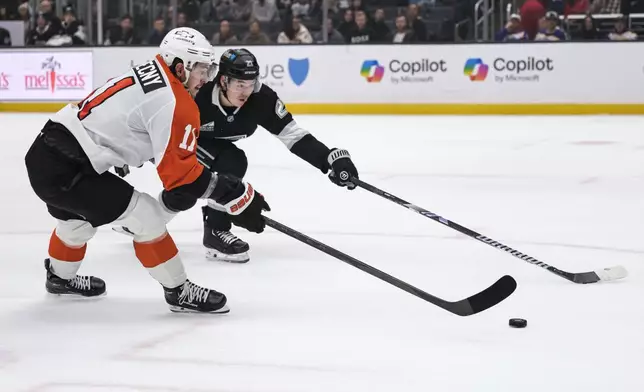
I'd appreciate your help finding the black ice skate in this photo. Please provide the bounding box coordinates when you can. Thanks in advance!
[163,280,229,313]
[203,228,250,263]
[45,259,106,297]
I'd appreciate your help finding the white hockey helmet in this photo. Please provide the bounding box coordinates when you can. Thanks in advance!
[159,27,216,84]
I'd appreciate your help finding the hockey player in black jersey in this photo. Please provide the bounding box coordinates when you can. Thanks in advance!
[185,48,359,263]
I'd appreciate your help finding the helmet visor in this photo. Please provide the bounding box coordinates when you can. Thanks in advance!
[225,77,258,94]
[190,61,218,83]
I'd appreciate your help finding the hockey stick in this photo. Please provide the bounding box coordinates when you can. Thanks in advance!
[264,216,517,316]
[351,177,627,284]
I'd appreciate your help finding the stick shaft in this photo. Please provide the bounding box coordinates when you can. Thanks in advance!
[352,178,571,279]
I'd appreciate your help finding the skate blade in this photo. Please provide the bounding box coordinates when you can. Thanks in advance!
[46,291,107,300]
[205,248,249,263]
[168,304,230,314]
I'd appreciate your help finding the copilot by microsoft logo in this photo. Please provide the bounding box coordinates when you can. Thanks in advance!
[360,60,385,83]
[463,58,489,81]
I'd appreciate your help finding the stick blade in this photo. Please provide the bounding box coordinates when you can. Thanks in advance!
[572,265,629,284]
[449,275,518,317]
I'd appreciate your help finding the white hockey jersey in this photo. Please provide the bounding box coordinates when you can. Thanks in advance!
[51,54,204,190]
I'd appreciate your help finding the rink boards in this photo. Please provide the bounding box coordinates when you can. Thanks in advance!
[0,43,643,114]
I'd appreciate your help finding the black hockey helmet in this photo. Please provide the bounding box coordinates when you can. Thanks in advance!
[216,48,260,82]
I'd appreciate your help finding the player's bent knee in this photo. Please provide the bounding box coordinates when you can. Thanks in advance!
[55,219,97,246]
[113,190,167,243]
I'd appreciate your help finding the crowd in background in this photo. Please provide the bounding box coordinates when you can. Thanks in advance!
[495,0,641,41]
[0,0,642,46]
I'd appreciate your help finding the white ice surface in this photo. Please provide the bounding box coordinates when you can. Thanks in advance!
[0,113,643,391]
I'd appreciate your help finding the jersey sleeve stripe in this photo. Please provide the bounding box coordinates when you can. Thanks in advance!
[275,120,310,150]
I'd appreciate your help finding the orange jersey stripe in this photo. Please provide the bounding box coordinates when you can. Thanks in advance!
[155,55,204,190]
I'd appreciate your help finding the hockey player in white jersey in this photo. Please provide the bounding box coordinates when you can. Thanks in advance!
[24,28,270,313]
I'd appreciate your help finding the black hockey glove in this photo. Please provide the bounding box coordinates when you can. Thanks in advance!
[210,174,271,233]
[327,148,358,190]
[114,162,147,178]
[115,165,130,178]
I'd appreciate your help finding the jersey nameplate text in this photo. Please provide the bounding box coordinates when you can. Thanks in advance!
[133,61,167,94]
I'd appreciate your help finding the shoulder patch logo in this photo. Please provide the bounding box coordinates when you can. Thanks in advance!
[275,99,288,119]
[133,60,167,94]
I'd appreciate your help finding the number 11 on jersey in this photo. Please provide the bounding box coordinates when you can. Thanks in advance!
[179,124,197,152]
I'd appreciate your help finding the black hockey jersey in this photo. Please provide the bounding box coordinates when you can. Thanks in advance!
[194,81,332,173]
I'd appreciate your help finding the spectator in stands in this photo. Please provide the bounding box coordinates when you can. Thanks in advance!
[104,14,138,45]
[590,0,621,14]
[535,11,567,40]
[28,12,56,45]
[337,0,350,11]
[243,19,272,43]
[19,0,33,14]
[315,17,345,43]
[277,0,293,14]
[61,5,86,45]
[147,16,167,45]
[200,0,217,22]
[348,9,374,43]
[495,13,528,41]
[520,0,545,39]
[608,15,637,40]
[308,0,324,20]
[372,8,390,41]
[325,0,340,15]
[17,2,32,40]
[350,0,366,13]
[292,15,313,43]
[177,12,189,27]
[233,0,253,21]
[180,0,201,23]
[388,15,415,43]
[549,0,565,15]
[38,0,61,32]
[564,0,590,15]
[338,9,355,42]
[212,19,240,44]
[278,15,313,43]
[580,13,600,39]
[217,0,235,21]
[251,0,280,22]
[407,4,427,41]
[292,0,310,17]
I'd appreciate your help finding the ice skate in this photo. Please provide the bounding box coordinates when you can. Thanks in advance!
[203,227,250,263]
[45,258,106,297]
[164,280,229,313]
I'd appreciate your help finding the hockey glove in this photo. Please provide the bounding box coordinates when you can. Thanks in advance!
[115,165,130,178]
[210,174,270,233]
[327,148,358,190]
[114,162,146,178]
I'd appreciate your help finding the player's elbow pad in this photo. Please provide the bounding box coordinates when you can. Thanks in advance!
[161,169,216,212]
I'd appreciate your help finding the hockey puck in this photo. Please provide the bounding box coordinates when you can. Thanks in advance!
[509,318,527,328]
